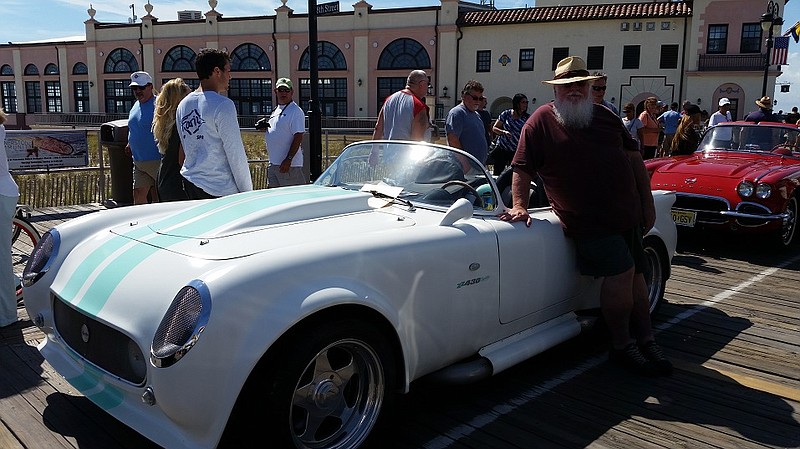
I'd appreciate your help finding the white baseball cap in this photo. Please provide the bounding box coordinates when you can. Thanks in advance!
[718,97,731,107]
[129,71,153,87]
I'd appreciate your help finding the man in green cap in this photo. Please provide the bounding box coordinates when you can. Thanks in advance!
[264,77,306,187]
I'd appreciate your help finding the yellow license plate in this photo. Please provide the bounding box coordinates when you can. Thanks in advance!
[671,209,697,227]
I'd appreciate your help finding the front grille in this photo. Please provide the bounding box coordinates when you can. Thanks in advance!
[53,296,146,385]
[674,194,730,224]
[673,194,729,212]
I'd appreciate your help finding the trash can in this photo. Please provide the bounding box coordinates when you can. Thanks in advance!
[100,119,133,207]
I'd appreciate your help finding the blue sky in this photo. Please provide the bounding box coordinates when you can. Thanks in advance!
[3,0,800,109]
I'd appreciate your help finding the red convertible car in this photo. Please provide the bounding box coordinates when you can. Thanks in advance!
[646,121,800,247]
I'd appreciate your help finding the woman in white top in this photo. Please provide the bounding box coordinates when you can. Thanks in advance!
[622,103,644,153]
[0,108,20,328]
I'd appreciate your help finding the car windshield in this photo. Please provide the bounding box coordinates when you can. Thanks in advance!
[700,124,800,154]
[315,141,496,211]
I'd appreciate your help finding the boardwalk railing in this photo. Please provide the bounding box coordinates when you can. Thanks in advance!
[12,127,374,208]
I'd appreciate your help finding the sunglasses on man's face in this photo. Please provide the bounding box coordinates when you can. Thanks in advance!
[592,85,607,91]
[131,85,147,91]
[277,88,291,93]
[464,93,482,101]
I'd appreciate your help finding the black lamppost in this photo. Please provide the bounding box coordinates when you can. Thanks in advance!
[761,1,784,98]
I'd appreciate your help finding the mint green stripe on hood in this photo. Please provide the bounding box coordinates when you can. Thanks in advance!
[58,187,359,316]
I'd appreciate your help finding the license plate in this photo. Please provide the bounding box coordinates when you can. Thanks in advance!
[671,209,697,227]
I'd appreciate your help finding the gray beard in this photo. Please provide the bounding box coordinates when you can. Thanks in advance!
[553,97,594,129]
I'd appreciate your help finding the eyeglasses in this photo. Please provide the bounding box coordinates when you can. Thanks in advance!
[277,88,291,93]
[131,85,147,91]
[464,93,482,101]
[592,86,607,91]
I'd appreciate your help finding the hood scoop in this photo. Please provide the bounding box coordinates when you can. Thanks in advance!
[112,186,367,240]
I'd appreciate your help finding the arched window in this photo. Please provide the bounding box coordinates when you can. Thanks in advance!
[1,64,14,75]
[162,45,196,72]
[72,62,88,75]
[230,43,271,71]
[299,42,346,71]
[24,64,39,75]
[104,48,139,73]
[377,38,431,69]
[44,63,59,75]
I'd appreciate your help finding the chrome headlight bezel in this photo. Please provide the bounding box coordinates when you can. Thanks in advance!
[737,181,754,198]
[22,229,60,287]
[755,182,772,199]
[150,280,212,368]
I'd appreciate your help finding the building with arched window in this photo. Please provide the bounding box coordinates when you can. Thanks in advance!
[0,0,784,128]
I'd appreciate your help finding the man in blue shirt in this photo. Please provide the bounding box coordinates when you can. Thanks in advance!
[658,102,681,156]
[126,71,161,204]
[446,80,489,165]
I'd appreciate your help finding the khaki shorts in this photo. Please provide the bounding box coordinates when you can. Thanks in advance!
[133,160,161,189]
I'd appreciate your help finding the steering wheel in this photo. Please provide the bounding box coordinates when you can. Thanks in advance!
[442,180,484,209]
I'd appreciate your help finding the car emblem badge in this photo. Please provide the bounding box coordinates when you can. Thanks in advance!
[684,177,697,184]
[81,323,90,343]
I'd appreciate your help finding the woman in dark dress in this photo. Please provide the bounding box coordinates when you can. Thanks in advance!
[152,78,191,201]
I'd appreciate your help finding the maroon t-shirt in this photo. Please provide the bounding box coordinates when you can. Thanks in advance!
[512,102,642,238]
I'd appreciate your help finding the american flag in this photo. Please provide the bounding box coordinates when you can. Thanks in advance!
[773,36,789,65]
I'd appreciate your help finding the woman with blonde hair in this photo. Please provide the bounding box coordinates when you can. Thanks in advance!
[637,96,662,159]
[670,103,702,156]
[152,78,191,201]
[0,108,20,328]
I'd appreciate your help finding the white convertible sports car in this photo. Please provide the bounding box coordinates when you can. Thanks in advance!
[23,141,676,449]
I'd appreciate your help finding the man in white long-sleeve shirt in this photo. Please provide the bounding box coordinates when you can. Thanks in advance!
[177,48,253,199]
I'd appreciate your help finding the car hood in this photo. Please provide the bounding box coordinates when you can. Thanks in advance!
[651,152,797,190]
[108,185,416,260]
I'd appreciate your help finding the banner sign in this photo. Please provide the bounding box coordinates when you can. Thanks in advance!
[6,129,90,170]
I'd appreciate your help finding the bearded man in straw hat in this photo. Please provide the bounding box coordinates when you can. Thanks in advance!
[744,96,779,123]
[499,56,672,378]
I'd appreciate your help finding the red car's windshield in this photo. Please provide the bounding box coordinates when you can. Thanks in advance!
[700,124,800,154]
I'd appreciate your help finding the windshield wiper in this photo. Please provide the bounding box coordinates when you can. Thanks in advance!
[369,190,415,211]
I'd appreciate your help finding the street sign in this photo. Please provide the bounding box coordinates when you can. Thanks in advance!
[316,1,339,15]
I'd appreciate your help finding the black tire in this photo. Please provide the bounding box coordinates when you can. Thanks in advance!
[226,320,395,449]
[777,195,798,248]
[643,237,668,315]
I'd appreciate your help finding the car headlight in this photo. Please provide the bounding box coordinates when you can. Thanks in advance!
[22,229,60,287]
[737,181,754,197]
[755,183,772,199]
[151,280,211,368]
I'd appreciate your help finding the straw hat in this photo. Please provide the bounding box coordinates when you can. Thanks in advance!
[542,56,602,85]
[755,96,772,109]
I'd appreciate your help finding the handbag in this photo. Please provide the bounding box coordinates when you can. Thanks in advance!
[486,137,502,165]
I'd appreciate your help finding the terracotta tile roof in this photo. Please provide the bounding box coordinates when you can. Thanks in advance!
[458,2,692,27]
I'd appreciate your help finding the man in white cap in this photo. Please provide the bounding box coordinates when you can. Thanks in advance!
[709,98,732,127]
[126,70,161,204]
[708,98,734,148]
[499,56,672,378]
[264,77,306,187]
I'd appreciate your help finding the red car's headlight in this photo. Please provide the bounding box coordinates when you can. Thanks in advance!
[755,183,772,199]
[737,181,754,197]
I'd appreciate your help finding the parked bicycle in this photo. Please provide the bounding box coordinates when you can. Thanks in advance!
[13,204,40,247]
[12,205,40,303]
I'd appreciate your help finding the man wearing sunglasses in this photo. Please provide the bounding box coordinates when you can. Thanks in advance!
[591,72,618,116]
[445,80,489,165]
[126,71,161,204]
